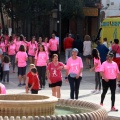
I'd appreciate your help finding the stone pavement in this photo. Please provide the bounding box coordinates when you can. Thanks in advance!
[2,54,120,118]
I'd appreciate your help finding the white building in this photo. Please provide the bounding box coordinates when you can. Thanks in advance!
[101,0,120,19]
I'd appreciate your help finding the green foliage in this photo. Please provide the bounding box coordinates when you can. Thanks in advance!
[61,0,84,19]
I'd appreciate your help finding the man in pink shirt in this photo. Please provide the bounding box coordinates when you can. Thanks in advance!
[100,52,120,111]
[49,33,59,59]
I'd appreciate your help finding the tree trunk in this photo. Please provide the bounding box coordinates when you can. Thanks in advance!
[0,0,5,34]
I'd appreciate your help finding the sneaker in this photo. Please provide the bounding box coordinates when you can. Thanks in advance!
[22,83,26,86]
[94,90,101,94]
[91,90,96,93]
[111,106,118,111]
[100,103,103,106]
[18,83,22,87]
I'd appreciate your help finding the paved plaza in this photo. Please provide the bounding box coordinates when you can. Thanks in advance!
[2,55,120,118]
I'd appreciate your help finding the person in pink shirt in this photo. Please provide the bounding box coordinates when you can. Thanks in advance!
[0,36,7,55]
[47,54,65,98]
[37,37,42,45]
[90,48,101,94]
[65,48,83,99]
[49,33,59,59]
[16,45,28,87]
[12,33,17,43]
[35,44,49,89]
[0,82,6,94]
[100,52,120,111]
[28,36,38,64]
[42,37,49,54]
[7,36,16,73]
[15,36,21,52]
[20,36,28,51]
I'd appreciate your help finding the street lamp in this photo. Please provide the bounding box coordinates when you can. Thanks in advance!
[57,0,61,52]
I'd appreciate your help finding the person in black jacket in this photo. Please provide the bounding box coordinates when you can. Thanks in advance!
[73,34,83,57]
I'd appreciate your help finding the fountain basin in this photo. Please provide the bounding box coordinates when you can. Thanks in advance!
[0,94,108,120]
[0,94,58,117]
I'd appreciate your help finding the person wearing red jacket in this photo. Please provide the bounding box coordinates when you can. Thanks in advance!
[64,34,74,63]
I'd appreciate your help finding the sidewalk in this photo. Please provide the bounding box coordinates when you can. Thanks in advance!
[2,54,120,118]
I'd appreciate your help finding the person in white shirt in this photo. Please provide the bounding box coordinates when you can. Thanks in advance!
[83,35,92,68]
[103,38,107,47]
[2,55,10,83]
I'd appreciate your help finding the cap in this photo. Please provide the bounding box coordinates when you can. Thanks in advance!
[107,52,114,57]
[72,48,79,53]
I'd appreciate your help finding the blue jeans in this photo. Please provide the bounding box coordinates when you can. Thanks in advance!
[65,48,72,63]
[68,75,82,99]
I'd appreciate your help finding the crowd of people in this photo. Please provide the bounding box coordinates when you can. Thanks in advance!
[0,32,120,111]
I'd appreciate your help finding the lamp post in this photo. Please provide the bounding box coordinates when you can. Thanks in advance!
[57,0,61,52]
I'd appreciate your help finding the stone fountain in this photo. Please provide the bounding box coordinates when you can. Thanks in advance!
[0,94,108,120]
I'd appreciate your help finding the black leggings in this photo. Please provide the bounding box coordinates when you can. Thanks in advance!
[0,64,3,81]
[68,75,82,99]
[36,66,46,88]
[101,79,116,107]
[95,72,101,90]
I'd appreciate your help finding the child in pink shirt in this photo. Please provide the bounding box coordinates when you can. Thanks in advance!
[16,45,28,86]
[35,44,49,89]
[100,52,119,111]
[90,48,101,94]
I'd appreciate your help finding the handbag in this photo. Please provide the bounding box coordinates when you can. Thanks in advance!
[69,73,77,78]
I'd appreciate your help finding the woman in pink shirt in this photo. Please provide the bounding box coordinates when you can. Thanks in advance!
[90,48,101,94]
[15,36,21,52]
[0,36,7,55]
[35,44,49,89]
[49,33,59,59]
[42,37,49,54]
[7,36,16,73]
[28,36,38,64]
[100,52,120,111]
[47,54,64,98]
[66,48,83,99]
[16,45,28,87]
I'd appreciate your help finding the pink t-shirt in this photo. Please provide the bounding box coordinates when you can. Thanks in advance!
[49,38,58,51]
[47,62,64,83]
[0,83,6,94]
[28,42,38,56]
[0,42,6,52]
[42,42,49,53]
[21,41,28,50]
[8,43,16,55]
[94,58,101,72]
[16,51,28,67]
[100,61,119,79]
[66,57,83,76]
[35,52,49,66]
[15,41,22,52]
